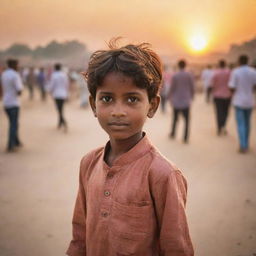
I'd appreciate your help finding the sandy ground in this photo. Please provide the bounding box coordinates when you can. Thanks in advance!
[0,90,256,256]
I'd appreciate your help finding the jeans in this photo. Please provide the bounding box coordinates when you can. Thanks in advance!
[4,106,21,150]
[235,107,252,149]
[171,107,190,142]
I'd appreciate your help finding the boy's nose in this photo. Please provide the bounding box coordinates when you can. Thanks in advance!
[111,103,126,117]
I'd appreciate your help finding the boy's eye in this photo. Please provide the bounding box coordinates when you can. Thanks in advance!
[101,96,112,102]
[127,96,138,103]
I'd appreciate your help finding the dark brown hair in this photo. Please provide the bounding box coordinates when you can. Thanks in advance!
[84,39,162,100]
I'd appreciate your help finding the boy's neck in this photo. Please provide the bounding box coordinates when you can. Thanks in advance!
[105,131,144,166]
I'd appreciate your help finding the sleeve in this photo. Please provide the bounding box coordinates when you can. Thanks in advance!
[228,70,237,89]
[152,170,194,256]
[15,74,23,92]
[66,158,87,256]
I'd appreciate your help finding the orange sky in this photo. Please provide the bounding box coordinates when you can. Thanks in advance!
[0,0,255,55]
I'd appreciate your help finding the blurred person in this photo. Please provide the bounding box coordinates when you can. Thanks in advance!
[37,67,46,101]
[26,67,36,100]
[21,67,29,84]
[229,63,235,70]
[48,63,69,131]
[66,41,194,256]
[228,55,256,153]
[1,59,23,152]
[0,65,4,98]
[210,59,232,136]
[168,59,195,143]
[160,65,172,113]
[201,64,214,103]
[77,70,89,108]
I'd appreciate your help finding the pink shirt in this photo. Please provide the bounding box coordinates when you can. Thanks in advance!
[67,135,194,256]
[211,68,231,98]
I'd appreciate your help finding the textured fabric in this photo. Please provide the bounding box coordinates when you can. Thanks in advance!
[168,70,194,109]
[211,68,232,98]
[67,135,194,256]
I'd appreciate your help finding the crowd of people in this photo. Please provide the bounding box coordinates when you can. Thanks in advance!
[0,60,89,152]
[158,54,256,153]
[0,54,256,154]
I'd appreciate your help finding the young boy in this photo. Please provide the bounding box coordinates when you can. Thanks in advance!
[66,40,194,256]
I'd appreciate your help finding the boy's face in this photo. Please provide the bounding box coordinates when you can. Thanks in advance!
[90,72,159,141]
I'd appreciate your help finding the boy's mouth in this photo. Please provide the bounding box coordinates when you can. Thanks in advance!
[108,122,129,126]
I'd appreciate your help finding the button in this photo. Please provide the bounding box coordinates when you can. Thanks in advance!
[101,211,109,217]
[104,190,111,197]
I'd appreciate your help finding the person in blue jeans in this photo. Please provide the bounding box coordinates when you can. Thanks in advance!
[228,55,256,153]
[1,59,23,152]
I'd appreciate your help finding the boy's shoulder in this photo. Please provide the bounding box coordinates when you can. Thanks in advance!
[79,146,104,173]
[149,146,185,185]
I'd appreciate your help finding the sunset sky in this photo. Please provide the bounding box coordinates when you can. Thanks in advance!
[1,0,255,55]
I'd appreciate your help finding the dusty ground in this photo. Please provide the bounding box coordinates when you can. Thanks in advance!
[0,90,256,256]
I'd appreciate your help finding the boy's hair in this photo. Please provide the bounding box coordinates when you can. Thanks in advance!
[178,59,186,69]
[84,39,162,100]
[238,55,248,65]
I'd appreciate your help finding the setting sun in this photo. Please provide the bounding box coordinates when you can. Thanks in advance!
[189,34,207,52]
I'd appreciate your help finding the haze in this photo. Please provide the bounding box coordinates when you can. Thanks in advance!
[1,0,256,54]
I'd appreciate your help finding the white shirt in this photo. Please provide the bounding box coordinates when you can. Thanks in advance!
[228,65,256,108]
[201,68,214,89]
[1,68,23,107]
[48,70,69,99]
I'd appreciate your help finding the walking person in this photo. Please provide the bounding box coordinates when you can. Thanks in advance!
[201,64,214,103]
[228,55,256,153]
[37,67,47,101]
[168,59,195,143]
[160,65,172,113]
[26,67,36,100]
[1,59,23,152]
[48,63,69,131]
[210,59,232,136]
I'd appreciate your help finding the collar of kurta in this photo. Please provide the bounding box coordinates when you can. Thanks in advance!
[102,132,153,169]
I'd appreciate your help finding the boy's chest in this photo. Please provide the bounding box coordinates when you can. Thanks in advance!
[85,163,152,207]
[84,162,156,242]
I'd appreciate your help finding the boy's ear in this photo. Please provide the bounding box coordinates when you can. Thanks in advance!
[147,96,160,118]
[89,95,97,117]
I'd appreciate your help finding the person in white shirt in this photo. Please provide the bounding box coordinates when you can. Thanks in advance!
[1,59,24,152]
[48,63,69,131]
[201,65,214,103]
[228,55,256,153]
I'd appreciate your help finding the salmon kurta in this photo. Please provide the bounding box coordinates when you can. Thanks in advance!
[66,135,194,256]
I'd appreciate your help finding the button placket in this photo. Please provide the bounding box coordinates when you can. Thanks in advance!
[100,167,120,219]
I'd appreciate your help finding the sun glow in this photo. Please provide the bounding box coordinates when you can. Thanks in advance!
[189,34,207,52]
